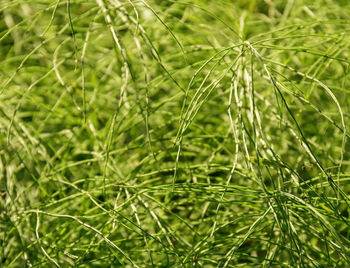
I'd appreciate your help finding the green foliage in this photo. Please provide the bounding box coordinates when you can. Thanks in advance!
[1,0,350,266]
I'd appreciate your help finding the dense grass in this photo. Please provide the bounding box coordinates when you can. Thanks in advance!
[1,0,350,266]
